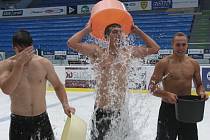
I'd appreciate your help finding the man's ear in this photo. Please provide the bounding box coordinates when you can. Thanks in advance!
[104,35,108,40]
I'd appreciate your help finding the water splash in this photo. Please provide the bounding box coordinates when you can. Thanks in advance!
[86,33,153,140]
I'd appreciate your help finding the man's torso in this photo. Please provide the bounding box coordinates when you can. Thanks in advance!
[8,55,48,116]
[162,56,196,96]
[92,49,130,109]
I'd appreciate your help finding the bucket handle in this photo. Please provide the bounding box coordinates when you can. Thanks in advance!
[177,98,205,102]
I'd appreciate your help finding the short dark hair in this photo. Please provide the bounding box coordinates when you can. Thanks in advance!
[104,23,121,38]
[172,32,188,44]
[13,29,33,48]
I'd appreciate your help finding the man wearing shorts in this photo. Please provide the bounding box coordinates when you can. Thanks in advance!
[67,23,160,140]
[149,32,208,140]
[0,30,75,140]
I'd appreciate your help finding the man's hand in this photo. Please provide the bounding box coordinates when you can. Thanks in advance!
[200,92,209,101]
[130,24,140,34]
[84,22,92,33]
[63,104,76,117]
[15,46,34,66]
[162,92,178,104]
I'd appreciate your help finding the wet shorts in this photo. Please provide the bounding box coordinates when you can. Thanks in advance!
[90,107,120,140]
[9,111,55,140]
[156,101,198,140]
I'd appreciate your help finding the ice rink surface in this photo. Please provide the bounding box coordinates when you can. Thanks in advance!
[0,92,209,140]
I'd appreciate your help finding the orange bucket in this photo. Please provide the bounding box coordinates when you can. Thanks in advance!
[90,0,133,40]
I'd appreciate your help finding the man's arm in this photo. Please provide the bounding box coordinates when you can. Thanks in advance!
[149,59,177,104]
[0,47,33,95]
[0,60,24,95]
[67,24,99,58]
[192,60,208,100]
[43,58,75,117]
[131,25,160,58]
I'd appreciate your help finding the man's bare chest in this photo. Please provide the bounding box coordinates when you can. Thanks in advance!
[166,63,194,80]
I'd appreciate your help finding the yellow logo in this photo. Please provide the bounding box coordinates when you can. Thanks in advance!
[140,1,148,9]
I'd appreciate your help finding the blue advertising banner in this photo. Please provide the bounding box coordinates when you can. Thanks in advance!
[202,67,210,92]
[152,0,172,9]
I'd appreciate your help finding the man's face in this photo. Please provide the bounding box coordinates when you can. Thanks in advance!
[109,27,122,43]
[173,36,188,56]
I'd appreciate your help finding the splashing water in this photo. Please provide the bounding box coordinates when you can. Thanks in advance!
[85,34,154,140]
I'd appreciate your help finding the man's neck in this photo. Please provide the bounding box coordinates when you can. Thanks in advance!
[108,43,118,55]
[172,54,186,62]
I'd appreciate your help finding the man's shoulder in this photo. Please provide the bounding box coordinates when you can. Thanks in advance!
[0,61,13,75]
[0,59,8,65]
[157,55,171,65]
[0,57,13,69]
[32,56,53,72]
[186,56,200,66]
[33,55,51,64]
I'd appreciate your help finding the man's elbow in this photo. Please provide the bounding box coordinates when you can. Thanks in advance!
[147,47,159,55]
[53,83,65,92]
[67,37,79,49]
[67,39,74,49]
[1,87,12,95]
[154,45,160,54]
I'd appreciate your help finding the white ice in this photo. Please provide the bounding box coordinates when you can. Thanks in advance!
[0,92,209,140]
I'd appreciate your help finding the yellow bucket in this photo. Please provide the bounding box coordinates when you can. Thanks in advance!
[61,115,87,140]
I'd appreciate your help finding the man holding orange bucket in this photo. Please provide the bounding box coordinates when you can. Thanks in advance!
[67,22,160,139]
[67,0,160,139]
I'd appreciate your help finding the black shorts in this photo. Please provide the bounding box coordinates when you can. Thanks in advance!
[9,112,55,140]
[90,107,120,140]
[156,101,198,140]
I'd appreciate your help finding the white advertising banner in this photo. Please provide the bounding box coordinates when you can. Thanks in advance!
[139,1,152,10]
[52,65,208,91]
[66,55,79,61]
[0,52,5,61]
[64,64,154,89]
[0,6,67,18]
[124,1,152,11]
[77,1,152,14]
[124,1,140,11]
[65,66,94,88]
[172,0,198,8]
[124,1,141,11]
[65,66,94,81]
[54,51,67,55]
[188,49,204,54]
[204,54,210,59]
[159,49,173,54]
[77,4,94,14]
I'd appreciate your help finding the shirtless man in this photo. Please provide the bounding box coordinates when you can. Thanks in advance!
[149,32,208,140]
[0,30,75,140]
[67,23,160,140]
